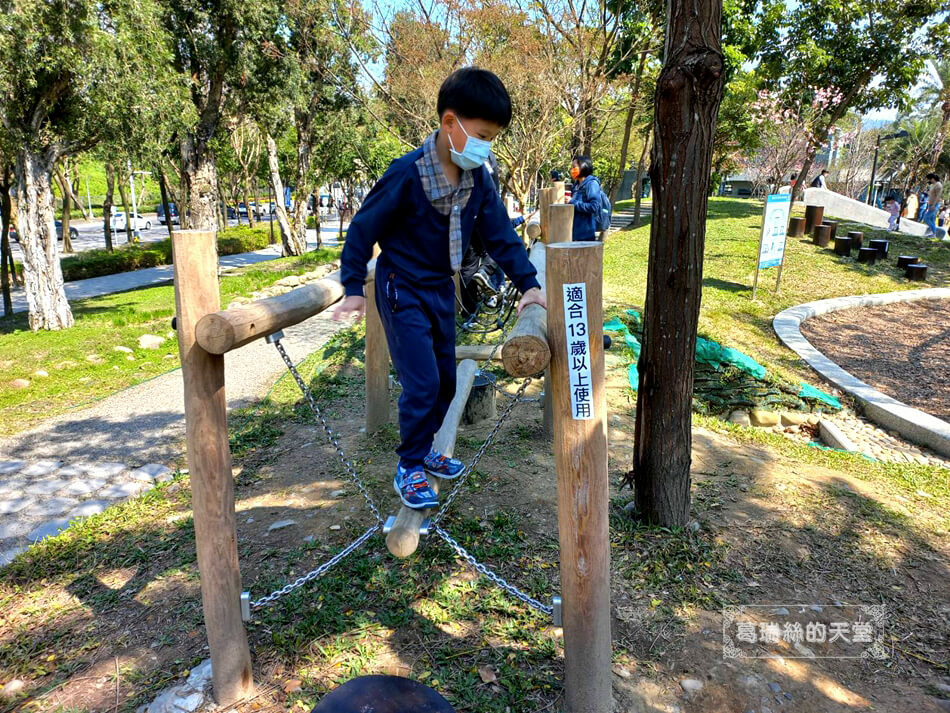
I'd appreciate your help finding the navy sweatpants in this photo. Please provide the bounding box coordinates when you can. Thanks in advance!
[374,260,457,467]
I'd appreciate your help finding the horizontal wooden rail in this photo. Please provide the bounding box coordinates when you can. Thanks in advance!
[455,344,503,362]
[385,359,478,558]
[195,259,376,354]
[501,243,549,377]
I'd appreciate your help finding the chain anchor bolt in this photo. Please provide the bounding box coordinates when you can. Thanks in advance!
[241,591,252,622]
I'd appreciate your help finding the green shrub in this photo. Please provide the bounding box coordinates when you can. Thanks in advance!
[56,226,274,281]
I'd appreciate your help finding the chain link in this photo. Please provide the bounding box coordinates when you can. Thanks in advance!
[431,376,532,526]
[272,339,384,525]
[250,524,380,610]
[434,525,553,616]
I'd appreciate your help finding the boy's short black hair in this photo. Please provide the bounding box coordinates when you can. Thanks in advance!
[573,155,594,178]
[821,169,829,174]
[437,68,512,128]
[927,172,940,181]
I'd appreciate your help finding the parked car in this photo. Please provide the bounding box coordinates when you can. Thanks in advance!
[157,202,179,225]
[55,220,79,241]
[111,212,152,232]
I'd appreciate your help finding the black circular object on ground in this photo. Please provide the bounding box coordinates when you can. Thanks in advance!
[311,676,456,713]
[897,255,918,268]
[833,236,852,256]
[906,263,928,281]
[822,220,838,241]
[804,204,824,234]
[847,230,863,249]
[857,247,877,265]
[868,239,889,258]
[787,216,806,237]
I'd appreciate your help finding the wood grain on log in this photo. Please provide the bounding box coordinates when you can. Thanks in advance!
[501,244,550,377]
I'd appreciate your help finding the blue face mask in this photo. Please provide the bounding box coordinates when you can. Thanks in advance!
[447,116,492,171]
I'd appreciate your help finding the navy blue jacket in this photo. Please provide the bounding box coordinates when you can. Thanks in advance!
[570,176,602,242]
[341,148,540,297]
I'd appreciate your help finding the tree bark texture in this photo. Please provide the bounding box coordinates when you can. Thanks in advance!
[103,163,115,251]
[266,134,303,256]
[1,167,13,316]
[292,111,312,252]
[181,133,220,232]
[117,175,133,243]
[158,168,174,239]
[632,0,724,526]
[15,148,74,330]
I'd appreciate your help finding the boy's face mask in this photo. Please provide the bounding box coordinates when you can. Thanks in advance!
[446,114,492,171]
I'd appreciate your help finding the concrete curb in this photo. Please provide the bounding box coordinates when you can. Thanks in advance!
[773,288,950,458]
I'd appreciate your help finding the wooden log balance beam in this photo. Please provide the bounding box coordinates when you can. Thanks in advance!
[385,359,479,558]
[501,243,550,377]
[195,260,377,354]
[455,344,504,362]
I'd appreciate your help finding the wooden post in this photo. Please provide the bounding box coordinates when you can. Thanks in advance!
[539,187,554,242]
[552,180,566,204]
[546,242,611,713]
[543,205,574,439]
[364,278,390,433]
[172,230,254,705]
[501,244,550,377]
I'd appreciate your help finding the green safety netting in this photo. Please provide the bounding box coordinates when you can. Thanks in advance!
[695,336,767,380]
[798,382,841,409]
[627,363,638,391]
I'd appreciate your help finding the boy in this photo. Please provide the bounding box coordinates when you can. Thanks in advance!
[333,68,546,510]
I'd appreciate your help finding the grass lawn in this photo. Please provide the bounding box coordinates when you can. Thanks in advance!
[607,197,950,386]
[0,247,340,438]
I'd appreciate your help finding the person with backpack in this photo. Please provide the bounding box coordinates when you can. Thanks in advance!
[569,155,611,241]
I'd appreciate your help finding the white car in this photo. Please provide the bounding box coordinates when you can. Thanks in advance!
[111,212,152,232]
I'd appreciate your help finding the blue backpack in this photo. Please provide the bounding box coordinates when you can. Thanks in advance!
[591,177,612,234]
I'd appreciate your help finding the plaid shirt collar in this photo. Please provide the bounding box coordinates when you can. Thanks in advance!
[416,130,475,272]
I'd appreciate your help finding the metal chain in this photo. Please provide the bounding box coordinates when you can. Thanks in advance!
[272,338,384,525]
[434,525,553,617]
[431,376,532,526]
[480,370,541,404]
[250,524,380,610]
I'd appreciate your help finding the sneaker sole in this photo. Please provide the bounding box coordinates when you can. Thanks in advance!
[424,466,464,480]
[393,475,438,510]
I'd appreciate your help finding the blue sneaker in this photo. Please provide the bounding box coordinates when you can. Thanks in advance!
[424,449,465,480]
[394,464,439,510]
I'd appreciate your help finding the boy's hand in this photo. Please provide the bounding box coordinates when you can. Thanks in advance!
[517,287,546,315]
[333,295,366,322]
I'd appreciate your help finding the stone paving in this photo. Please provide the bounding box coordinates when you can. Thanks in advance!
[826,410,950,468]
[0,458,172,567]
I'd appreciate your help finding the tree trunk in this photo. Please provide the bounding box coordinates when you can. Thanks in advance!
[630,0,724,527]
[158,168,174,239]
[1,166,13,316]
[292,111,312,252]
[117,176,133,243]
[55,167,73,254]
[181,133,220,232]
[633,128,653,227]
[15,147,74,331]
[241,173,252,228]
[265,134,302,255]
[613,53,649,203]
[312,181,322,248]
[103,163,115,251]
[931,102,950,167]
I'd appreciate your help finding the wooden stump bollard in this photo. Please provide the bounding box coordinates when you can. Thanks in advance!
[857,247,877,265]
[546,241,611,713]
[787,216,806,237]
[869,239,889,258]
[823,220,838,241]
[463,371,496,425]
[502,244,550,378]
[812,224,831,247]
[538,187,555,242]
[172,230,254,705]
[906,263,928,281]
[847,230,863,250]
[897,255,919,268]
[833,236,852,256]
[542,204,574,440]
[365,274,391,434]
[804,204,825,233]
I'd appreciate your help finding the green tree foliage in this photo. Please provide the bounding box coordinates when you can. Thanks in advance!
[0,0,180,330]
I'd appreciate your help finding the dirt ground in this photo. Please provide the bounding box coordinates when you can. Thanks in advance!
[801,298,950,422]
[2,345,949,713]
